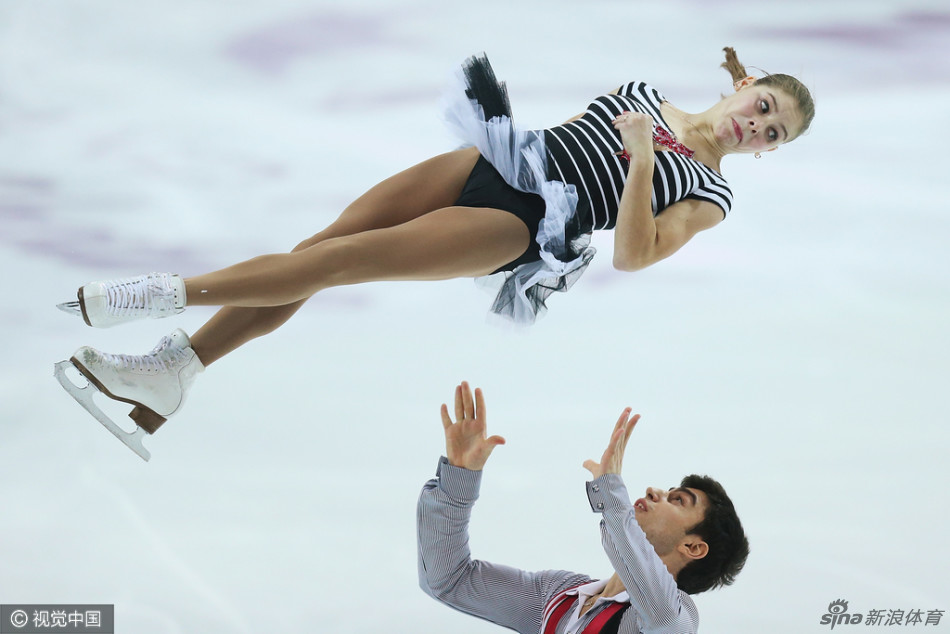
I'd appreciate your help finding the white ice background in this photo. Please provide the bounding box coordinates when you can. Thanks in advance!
[1,1,948,632]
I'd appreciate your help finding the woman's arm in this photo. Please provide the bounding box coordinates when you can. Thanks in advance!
[610,113,722,271]
[614,196,723,271]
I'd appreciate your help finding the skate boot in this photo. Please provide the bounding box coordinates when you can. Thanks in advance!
[54,328,205,461]
[57,272,187,328]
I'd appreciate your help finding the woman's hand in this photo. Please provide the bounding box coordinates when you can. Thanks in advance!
[612,111,663,165]
[583,408,640,479]
[442,381,506,471]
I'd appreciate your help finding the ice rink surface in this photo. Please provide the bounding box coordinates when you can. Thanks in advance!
[1,1,948,632]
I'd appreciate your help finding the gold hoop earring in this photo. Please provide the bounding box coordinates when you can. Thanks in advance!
[754,152,762,159]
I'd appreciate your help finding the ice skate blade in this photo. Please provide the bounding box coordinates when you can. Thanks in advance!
[57,301,82,316]
[53,360,151,461]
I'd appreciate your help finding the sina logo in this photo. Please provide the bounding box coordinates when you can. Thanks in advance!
[820,599,863,629]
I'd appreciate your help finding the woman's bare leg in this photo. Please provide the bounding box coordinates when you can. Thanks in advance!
[188,302,306,366]
[185,205,529,306]
[189,147,508,365]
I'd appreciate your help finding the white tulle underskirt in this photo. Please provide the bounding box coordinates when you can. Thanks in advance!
[441,56,596,326]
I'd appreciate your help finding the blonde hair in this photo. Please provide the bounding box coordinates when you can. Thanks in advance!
[721,47,815,140]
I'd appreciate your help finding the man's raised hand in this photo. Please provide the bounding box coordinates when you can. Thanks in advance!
[442,381,506,471]
[583,408,640,480]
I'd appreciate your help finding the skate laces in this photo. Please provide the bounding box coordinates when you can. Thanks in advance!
[99,335,191,373]
[105,273,179,317]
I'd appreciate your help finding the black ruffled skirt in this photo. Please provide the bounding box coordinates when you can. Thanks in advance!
[442,54,595,325]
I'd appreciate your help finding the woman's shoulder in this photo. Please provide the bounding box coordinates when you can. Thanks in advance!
[613,81,667,105]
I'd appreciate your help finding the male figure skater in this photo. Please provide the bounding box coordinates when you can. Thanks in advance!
[417,382,749,634]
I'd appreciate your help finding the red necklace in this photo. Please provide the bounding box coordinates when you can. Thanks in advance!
[652,125,695,158]
[618,125,695,161]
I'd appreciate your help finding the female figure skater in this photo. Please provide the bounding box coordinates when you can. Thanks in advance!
[56,48,814,452]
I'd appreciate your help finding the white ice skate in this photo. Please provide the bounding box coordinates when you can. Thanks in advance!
[57,272,186,328]
[54,328,205,461]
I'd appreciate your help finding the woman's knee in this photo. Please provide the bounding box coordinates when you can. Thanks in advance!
[291,210,369,253]
[279,238,354,294]
[292,230,330,253]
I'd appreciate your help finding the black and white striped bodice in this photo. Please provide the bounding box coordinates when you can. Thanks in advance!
[543,82,733,231]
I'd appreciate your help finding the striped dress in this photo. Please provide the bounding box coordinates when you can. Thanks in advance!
[417,458,700,634]
[543,81,733,230]
[445,55,732,324]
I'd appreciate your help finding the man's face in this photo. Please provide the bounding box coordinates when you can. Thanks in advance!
[633,486,709,557]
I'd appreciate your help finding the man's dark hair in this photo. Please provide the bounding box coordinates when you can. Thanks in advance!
[675,474,750,595]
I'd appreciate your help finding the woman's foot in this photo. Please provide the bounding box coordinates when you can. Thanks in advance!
[69,328,204,433]
[58,272,187,327]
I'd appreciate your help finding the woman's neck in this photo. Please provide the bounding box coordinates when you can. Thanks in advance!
[660,102,725,169]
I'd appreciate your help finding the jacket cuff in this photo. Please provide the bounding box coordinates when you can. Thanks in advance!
[586,473,630,513]
[435,456,482,503]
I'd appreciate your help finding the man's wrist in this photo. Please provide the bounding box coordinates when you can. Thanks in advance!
[447,456,481,471]
[436,456,482,503]
[587,473,627,513]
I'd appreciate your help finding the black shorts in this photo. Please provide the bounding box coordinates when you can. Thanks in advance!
[454,155,545,274]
